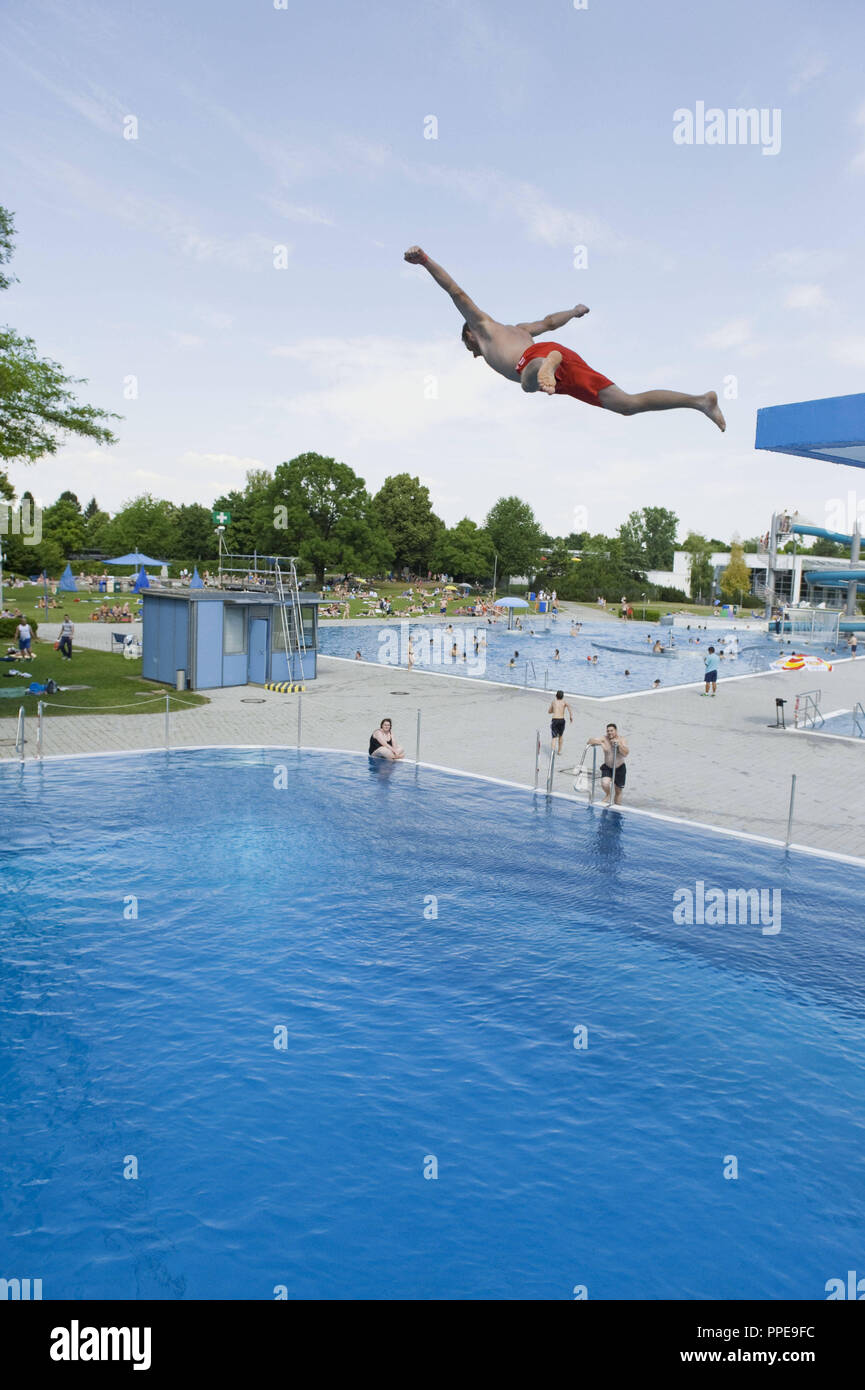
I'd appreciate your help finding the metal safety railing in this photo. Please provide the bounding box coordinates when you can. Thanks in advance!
[546,744,557,794]
[853,702,865,738]
[794,689,824,729]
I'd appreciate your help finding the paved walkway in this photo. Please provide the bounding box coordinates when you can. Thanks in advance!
[3,647,863,859]
[36,622,142,651]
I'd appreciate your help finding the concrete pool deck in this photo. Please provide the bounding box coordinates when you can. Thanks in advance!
[2,640,863,860]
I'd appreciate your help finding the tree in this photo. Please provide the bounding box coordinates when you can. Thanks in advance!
[372,473,443,574]
[559,533,643,602]
[720,541,751,602]
[0,207,120,466]
[42,494,86,558]
[681,531,714,602]
[618,506,679,569]
[268,452,392,587]
[101,494,180,559]
[536,537,573,583]
[433,517,494,582]
[175,503,219,561]
[210,471,275,555]
[484,496,544,585]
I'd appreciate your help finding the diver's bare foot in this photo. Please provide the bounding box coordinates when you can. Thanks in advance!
[537,352,562,395]
[700,391,726,431]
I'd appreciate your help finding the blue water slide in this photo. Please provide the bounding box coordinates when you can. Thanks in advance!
[790,522,858,546]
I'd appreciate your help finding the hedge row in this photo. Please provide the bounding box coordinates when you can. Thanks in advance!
[0,617,39,639]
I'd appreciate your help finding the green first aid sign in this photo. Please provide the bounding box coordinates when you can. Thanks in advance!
[212,510,232,525]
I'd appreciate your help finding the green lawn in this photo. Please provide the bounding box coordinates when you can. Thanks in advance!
[317,580,493,620]
[1,582,143,628]
[0,641,209,720]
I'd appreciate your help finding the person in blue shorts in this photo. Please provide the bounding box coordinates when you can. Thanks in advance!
[702,646,718,696]
[16,618,33,658]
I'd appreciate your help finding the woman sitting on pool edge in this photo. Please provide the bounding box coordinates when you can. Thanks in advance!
[368,717,405,760]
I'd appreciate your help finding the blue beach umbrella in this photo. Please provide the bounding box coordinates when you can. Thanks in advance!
[104,552,168,568]
[58,564,78,593]
[190,567,204,589]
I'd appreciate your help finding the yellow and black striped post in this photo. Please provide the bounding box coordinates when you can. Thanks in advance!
[264,681,306,694]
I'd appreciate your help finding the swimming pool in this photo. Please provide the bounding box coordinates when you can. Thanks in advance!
[808,709,865,739]
[319,619,829,697]
[2,748,863,1299]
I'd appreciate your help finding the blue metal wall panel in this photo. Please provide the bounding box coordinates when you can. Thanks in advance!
[141,594,160,679]
[195,602,223,689]
[756,392,865,464]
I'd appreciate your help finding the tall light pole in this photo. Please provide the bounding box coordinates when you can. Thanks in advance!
[641,592,646,622]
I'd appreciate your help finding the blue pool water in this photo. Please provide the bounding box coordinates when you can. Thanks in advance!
[1,749,863,1300]
[814,710,865,739]
[319,619,833,696]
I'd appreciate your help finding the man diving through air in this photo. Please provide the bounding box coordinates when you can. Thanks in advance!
[404,246,725,431]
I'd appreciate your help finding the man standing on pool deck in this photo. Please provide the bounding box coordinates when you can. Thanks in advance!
[404,247,726,431]
[703,646,718,696]
[548,690,573,755]
[588,723,629,806]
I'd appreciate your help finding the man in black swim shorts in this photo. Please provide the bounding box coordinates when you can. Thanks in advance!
[548,690,573,754]
[588,722,630,806]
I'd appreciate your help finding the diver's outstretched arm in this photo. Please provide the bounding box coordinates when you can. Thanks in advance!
[517,305,590,336]
[404,246,489,331]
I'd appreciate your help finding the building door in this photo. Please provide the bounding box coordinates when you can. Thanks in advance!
[248,618,268,684]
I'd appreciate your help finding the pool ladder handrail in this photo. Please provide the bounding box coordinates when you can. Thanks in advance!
[853,701,865,738]
[794,688,824,729]
[15,705,25,760]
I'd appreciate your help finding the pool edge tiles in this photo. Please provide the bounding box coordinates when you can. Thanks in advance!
[2,743,864,870]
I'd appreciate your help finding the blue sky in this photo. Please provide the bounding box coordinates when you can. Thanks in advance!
[2,0,864,543]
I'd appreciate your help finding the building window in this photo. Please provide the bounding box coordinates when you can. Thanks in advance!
[223,605,247,654]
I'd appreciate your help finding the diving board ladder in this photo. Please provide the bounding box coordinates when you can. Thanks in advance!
[274,558,307,676]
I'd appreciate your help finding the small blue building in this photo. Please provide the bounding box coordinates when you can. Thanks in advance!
[141,588,319,689]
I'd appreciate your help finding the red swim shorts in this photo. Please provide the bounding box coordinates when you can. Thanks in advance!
[514,341,613,407]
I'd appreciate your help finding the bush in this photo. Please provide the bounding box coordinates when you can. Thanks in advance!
[0,616,39,639]
[656,586,689,603]
[643,609,661,623]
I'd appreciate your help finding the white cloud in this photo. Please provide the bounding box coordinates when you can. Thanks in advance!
[168,331,205,349]
[783,283,829,311]
[270,333,525,444]
[702,319,753,350]
[194,307,234,331]
[177,451,267,475]
[264,198,335,227]
[47,161,277,269]
[789,53,828,94]
[832,337,865,368]
[0,44,128,136]
[767,248,841,277]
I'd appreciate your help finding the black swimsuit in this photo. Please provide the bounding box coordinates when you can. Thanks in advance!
[369,731,392,755]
